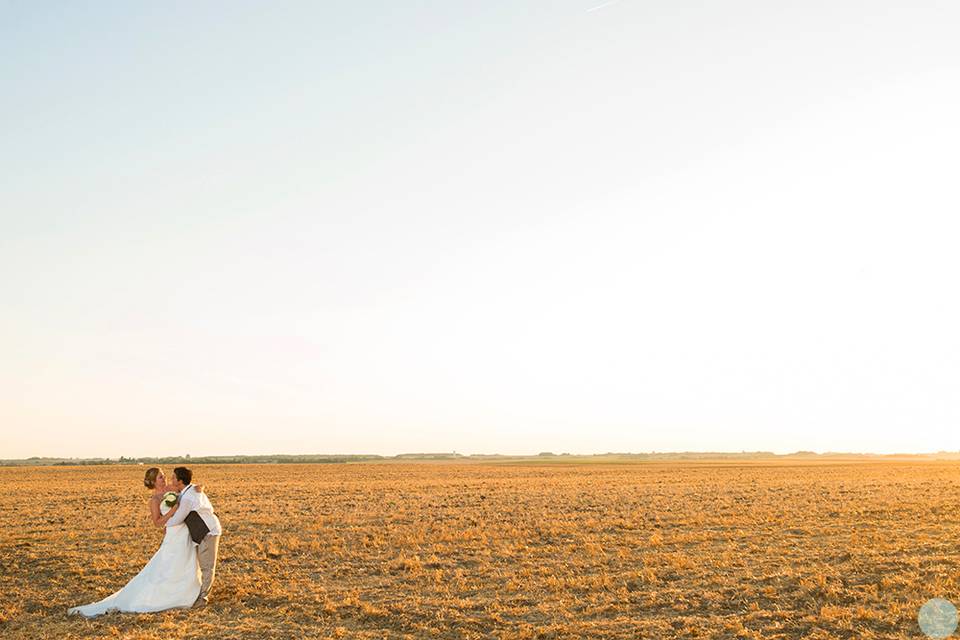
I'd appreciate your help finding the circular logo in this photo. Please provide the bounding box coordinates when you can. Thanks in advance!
[919,598,958,639]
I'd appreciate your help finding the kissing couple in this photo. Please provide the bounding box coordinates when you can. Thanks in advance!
[69,466,222,617]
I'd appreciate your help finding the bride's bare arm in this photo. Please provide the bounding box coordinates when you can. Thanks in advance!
[149,497,180,528]
[148,497,163,527]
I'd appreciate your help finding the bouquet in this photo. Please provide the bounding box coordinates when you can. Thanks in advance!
[162,491,179,508]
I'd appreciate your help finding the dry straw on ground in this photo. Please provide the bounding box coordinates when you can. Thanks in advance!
[1,461,957,638]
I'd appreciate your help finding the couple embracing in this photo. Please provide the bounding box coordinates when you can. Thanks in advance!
[69,466,222,617]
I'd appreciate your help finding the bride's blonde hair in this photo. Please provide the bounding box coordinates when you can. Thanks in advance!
[143,467,160,489]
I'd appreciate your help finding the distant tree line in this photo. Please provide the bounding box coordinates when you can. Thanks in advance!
[2,454,384,467]
[5,450,955,467]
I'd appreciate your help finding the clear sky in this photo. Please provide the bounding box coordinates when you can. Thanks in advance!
[2,1,959,458]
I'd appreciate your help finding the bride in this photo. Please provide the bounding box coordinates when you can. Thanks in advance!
[68,467,201,617]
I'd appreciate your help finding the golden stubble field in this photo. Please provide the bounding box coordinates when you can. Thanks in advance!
[2,461,959,639]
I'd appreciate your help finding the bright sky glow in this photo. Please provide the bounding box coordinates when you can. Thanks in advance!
[2,1,959,457]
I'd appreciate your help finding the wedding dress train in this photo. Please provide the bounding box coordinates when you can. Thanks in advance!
[68,500,201,617]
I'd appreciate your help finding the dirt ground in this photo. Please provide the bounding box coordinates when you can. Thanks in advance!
[2,461,957,638]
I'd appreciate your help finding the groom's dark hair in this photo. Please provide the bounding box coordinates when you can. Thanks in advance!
[173,467,193,485]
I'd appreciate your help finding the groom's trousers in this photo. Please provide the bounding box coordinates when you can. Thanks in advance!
[197,534,220,602]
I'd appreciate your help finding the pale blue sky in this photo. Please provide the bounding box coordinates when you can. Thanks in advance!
[3,1,960,457]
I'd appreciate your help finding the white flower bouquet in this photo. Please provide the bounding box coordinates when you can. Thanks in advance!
[162,491,179,507]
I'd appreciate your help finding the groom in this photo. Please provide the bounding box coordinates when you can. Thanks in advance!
[166,466,222,608]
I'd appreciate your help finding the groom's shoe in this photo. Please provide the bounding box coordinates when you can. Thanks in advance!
[192,596,208,609]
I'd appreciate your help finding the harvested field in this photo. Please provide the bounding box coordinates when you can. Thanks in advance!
[2,461,957,638]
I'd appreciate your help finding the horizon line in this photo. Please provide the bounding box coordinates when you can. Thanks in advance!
[7,448,960,463]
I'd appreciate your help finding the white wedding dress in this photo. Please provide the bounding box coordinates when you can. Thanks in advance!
[68,499,201,617]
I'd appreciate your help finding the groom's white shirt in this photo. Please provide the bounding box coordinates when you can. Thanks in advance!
[165,483,222,537]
